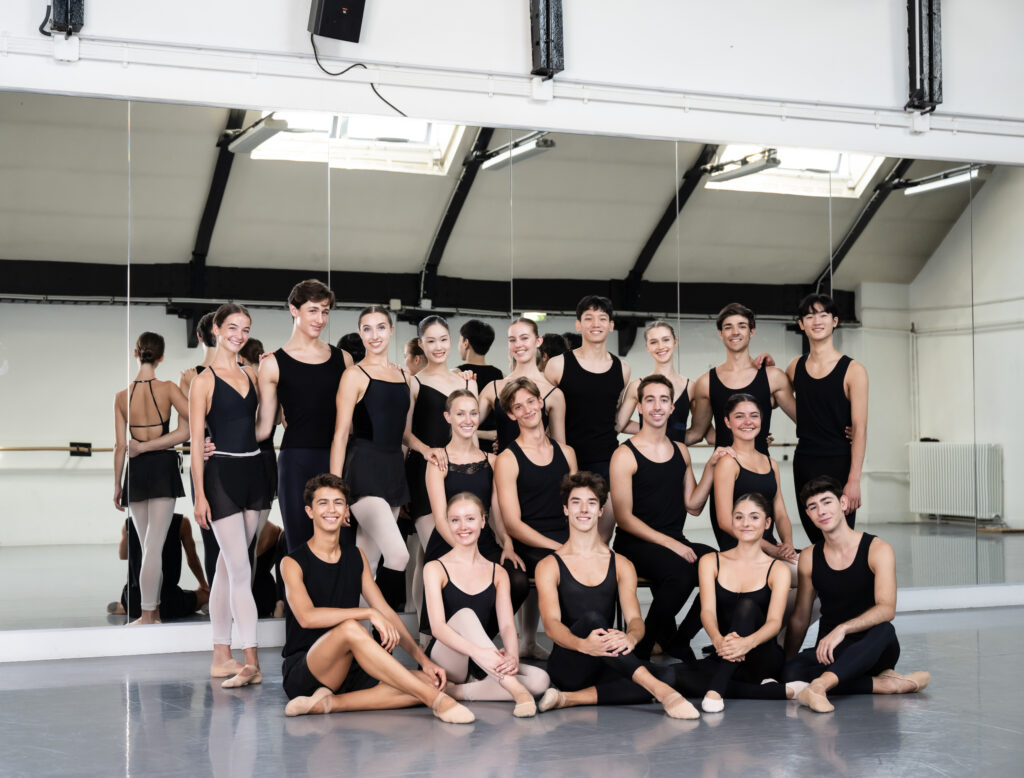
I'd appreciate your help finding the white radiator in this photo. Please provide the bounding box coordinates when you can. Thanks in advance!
[908,443,1003,520]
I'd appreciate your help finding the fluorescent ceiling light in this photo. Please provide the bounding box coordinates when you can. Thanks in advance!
[705,145,884,198]
[522,311,547,322]
[480,138,555,171]
[903,167,982,196]
[705,148,780,182]
[227,117,288,154]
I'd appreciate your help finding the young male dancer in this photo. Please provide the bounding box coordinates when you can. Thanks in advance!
[784,477,930,712]
[457,319,502,451]
[255,279,353,552]
[689,303,796,454]
[544,296,629,540]
[786,294,868,546]
[280,473,473,723]
[609,374,726,659]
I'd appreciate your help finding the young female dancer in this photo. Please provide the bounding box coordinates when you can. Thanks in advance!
[404,338,427,376]
[330,306,422,590]
[407,315,478,551]
[478,318,566,452]
[535,472,699,719]
[711,394,798,562]
[615,321,698,444]
[189,304,272,687]
[424,493,550,716]
[419,391,528,622]
[114,331,190,625]
[696,493,792,712]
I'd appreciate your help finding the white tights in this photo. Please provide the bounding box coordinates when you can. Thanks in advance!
[352,497,409,574]
[210,510,260,648]
[428,608,550,701]
[129,497,176,612]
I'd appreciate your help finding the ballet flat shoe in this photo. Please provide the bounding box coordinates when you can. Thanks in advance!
[797,686,835,713]
[879,668,931,693]
[221,665,262,688]
[701,694,725,713]
[664,692,701,720]
[538,688,566,713]
[285,687,333,717]
[512,699,537,718]
[431,693,475,724]
[210,659,245,678]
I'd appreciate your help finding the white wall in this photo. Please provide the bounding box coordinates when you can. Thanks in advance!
[909,165,1024,527]
[4,2,1024,162]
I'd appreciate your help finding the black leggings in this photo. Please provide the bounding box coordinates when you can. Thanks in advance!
[279,448,357,553]
[784,622,900,695]
[793,452,856,546]
[704,597,784,696]
[614,534,714,656]
[548,611,675,705]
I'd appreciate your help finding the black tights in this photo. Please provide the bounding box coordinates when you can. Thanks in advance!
[784,622,900,695]
[547,611,675,705]
[705,597,784,695]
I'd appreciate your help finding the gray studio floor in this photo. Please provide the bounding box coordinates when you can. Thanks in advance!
[1,607,1022,776]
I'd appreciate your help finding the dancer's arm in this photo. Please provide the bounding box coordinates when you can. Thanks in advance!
[188,373,214,528]
[112,392,128,510]
[615,379,640,434]
[329,369,363,476]
[544,388,567,445]
[712,456,740,540]
[254,353,280,443]
[766,459,798,562]
[684,444,733,515]
[698,554,730,660]
[686,372,714,446]
[425,465,457,547]
[604,554,643,656]
[844,361,869,513]
[719,560,791,661]
[784,548,816,658]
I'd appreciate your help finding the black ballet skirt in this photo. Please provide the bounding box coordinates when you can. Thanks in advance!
[121,449,185,506]
[344,437,410,508]
[204,455,272,521]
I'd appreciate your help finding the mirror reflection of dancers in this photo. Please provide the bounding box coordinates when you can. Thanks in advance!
[189,304,271,687]
[424,493,550,716]
[254,280,351,554]
[478,318,566,453]
[535,472,700,719]
[404,338,426,375]
[113,331,190,625]
[419,390,528,631]
[615,322,700,444]
[696,493,792,712]
[239,338,277,565]
[281,474,473,724]
[330,306,419,600]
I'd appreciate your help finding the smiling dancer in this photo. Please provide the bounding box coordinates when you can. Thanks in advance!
[189,304,272,687]
[113,332,189,625]
[610,374,726,659]
[535,472,699,719]
[545,296,629,540]
[281,474,473,723]
[424,492,549,716]
[786,293,868,546]
[478,317,566,453]
[784,477,930,712]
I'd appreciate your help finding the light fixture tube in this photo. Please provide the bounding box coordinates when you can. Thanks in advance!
[227,117,289,154]
[903,167,981,196]
[480,138,555,171]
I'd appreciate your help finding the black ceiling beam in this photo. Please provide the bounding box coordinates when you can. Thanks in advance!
[420,127,495,303]
[812,158,915,291]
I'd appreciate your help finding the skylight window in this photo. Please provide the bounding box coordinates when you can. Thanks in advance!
[249,111,465,176]
[704,145,884,198]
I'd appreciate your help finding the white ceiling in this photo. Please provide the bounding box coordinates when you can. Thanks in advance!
[0,92,979,294]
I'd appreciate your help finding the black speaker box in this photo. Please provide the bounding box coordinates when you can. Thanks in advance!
[51,0,85,33]
[308,0,366,43]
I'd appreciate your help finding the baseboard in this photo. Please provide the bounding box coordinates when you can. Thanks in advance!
[3,586,1024,663]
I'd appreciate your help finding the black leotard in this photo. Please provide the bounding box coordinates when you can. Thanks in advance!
[813,532,876,643]
[128,379,170,439]
[709,365,772,454]
[206,368,259,454]
[436,559,498,635]
[713,458,779,551]
[275,345,346,450]
[713,552,776,633]
[422,454,502,563]
[122,380,184,505]
[559,351,624,466]
[555,551,617,626]
[492,381,555,453]
[406,378,458,517]
[345,365,411,506]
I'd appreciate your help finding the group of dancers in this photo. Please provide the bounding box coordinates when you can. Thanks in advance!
[114,280,929,721]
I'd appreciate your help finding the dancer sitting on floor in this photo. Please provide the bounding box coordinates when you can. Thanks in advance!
[535,471,700,719]
[280,473,473,723]
[423,492,550,717]
[784,476,931,712]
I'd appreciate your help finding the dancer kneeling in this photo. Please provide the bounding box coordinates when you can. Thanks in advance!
[535,472,699,719]
[783,477,930,712]
[281,474,473,723]
[696,493,792,712]
[424,493,550,717]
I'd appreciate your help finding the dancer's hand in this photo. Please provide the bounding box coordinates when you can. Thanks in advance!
[476,647,512,677]
[421,657,447,690]
[113,485,125,511]
[707,446,737,466]
[426,447,448,472]
[601,629,635,656]
[203,437,216,461]
[843,478,862,513]
[719,632,752,662]
[194,498,212,530]
[668,539,697,563]
[500,542,525,571]
[582,629,615,657]
[494,648,519,677]
[127,439,147,458]
[368,609,400,652]
[816,626,847,665]
[775,542,799,563]
[753,352,776,369]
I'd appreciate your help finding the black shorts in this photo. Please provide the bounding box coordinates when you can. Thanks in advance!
[282,651,378,700]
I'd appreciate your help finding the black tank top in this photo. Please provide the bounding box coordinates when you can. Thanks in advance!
[813,532,876,643]
[638,381,690,443]
[351,365,409,446]
[436,559,498,638]
[794,355,852,457]
[620,439,686,537]
[555,552,617,626]
[714,458,779,550]
[410,378,455,449]
[559,351,624,464]
[713,552,776,633]
[127,380,170,440]
[275,346,346,450]
[206,368,258,454]
[709,365,772,454]
[509,439,569,537]
[283,543,364,658]
[444,454,493,510]
[493,381,555,453]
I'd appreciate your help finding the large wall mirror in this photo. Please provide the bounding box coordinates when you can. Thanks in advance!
[1,88,1018,637]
